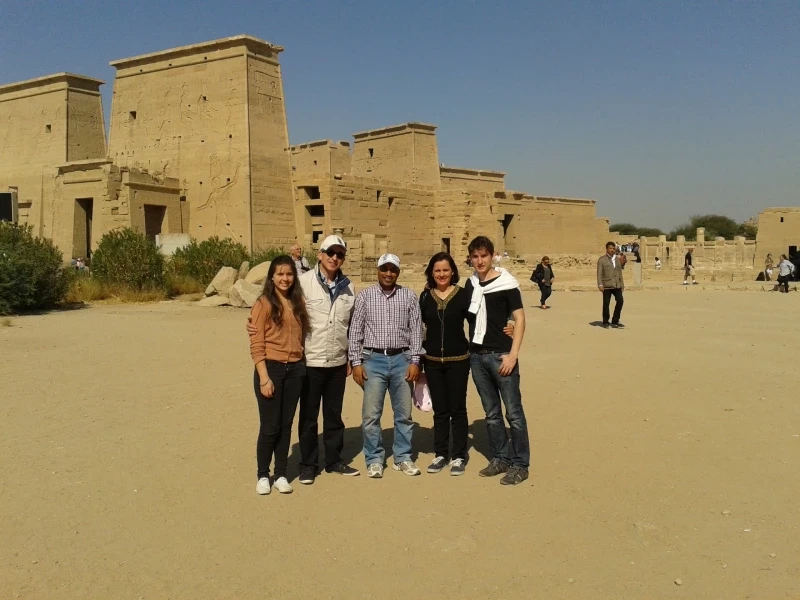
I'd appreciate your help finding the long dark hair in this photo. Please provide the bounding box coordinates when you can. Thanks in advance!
[261,255,309,337]
[425,252,460,289]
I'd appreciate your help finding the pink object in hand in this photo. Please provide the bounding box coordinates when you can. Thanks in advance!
[413,373,432,412]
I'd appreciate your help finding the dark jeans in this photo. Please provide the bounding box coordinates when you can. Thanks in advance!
[469,352,530,468]
[425,358,470,461]
[778,274,790,293]
[254,360,306,479]
[538,283,552,306]
[602,288,624,324]
[298,364,348,469]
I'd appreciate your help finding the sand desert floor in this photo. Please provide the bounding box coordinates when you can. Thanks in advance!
[1,289,799,600]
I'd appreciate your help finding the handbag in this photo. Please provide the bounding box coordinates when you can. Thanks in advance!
[413,372,432,412]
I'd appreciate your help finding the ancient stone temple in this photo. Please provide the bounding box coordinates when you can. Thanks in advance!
[1,34,611,264]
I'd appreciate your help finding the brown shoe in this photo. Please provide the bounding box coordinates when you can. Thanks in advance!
[479,458,510,477]
[500,466,529,486]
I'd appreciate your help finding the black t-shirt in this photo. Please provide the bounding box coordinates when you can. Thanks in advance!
[463,279,524,353]
[419,287,471,358]
[685,252,693,266]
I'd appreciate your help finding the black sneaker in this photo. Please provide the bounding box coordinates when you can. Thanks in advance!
[427,456,448,473]
[500,466,529,486]
[449,458,466,476]
[479,458,510,478]
[325,462,360,476]
[298,466,317,485]
[611,322,625,329]
[601,322,610,329]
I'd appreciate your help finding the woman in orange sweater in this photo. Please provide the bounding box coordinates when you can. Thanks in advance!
[249,255,309,495]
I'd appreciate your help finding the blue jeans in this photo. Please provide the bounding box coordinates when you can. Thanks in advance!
[361,351,414,465]
[470,352,530,468]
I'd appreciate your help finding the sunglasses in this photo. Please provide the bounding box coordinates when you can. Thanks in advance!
[378,264,399,272]
[324,248,346,260]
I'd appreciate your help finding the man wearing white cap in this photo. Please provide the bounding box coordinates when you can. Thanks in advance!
[348,253,424,478]
[247,234,359,483]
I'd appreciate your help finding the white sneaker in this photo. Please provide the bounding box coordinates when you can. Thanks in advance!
[256,477,271,495]
[683,281,688,285]
[366,463,384,478]
[393,460,421,476]
[272,476,293,494]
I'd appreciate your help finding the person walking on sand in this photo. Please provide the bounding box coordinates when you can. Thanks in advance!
[465,236,530,486]
[530,256,555,309]
[777,254,795,293]
[597,241,625,329]
[349,253,424,479]
[248,256,310,496]
[683,248,698,285]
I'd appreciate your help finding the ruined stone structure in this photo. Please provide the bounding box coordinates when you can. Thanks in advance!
[1,35,611,266]
[754,208,800,266]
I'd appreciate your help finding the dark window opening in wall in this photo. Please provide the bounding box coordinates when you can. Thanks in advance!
[388,196,395,208]
[0,193,13,222]
[666,247,670,259]
[780,217,784,223]
[129,111,137,120]
[143,205,167,242]
[179,195,186,202]
[313,160,317,166]
[441,237,450,254]
[376,190,382,202]
[73,198,94,260]
[368,148,374,158]
[301,186,321,200]
[789,245,798,258]
[502,214,514,238]
[45,124,52,133]
[202,95,207,101]
[312,230,323,244]
[306,205,325,217]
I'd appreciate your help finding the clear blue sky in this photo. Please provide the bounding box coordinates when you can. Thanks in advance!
[2,0,798,230]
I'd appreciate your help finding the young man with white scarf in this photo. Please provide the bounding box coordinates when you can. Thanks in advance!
[464,236,530,485]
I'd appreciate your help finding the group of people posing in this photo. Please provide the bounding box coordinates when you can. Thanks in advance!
[246,235,530,496]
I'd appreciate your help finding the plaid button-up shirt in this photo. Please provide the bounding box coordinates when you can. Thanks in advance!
[348,284,424,366]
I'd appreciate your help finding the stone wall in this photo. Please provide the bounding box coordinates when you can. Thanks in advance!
[638,229,756,271]
[351,123,440,186]
[290,140,351,176]
[754,208,800,266]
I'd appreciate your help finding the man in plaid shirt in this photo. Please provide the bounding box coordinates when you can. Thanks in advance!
[349,253,424,478]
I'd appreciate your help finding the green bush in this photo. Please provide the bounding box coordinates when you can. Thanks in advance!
[170,236,249,285]
[0,222,70,314]
[91,228,166,290]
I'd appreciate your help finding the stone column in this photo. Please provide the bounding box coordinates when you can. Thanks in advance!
[695,228,705,262]
[734,235,745,265]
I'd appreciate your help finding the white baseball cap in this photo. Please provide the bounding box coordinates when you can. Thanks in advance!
[319,235,347,252]
[377,253,401,269]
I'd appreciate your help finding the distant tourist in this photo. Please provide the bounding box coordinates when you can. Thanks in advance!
[683,248,698,285]
[493,252,502,264]
[248,256,310,496]
[419,253,471,476]
[765,253,774,281]
[777,254,795,293]
[597,241,625,329]
[290,244,311,273]
[654,257,662,270]
[466,236,530,485]
[349,253,424,478]
[530,255,555,309]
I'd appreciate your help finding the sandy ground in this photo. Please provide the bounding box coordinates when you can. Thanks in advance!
[2,289,799,600]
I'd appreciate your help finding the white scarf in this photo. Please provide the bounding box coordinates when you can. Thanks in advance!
[468,268,520,345]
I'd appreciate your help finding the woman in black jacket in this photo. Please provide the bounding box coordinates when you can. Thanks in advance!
[530,256,555,309]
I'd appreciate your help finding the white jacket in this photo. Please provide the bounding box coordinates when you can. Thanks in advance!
[299,266,355,368]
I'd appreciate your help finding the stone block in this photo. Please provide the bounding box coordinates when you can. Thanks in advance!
[229,280,262,308]
[238,261,250,280]
[245,261,272,285]
[197,295,230,307]
[205,266,238,296]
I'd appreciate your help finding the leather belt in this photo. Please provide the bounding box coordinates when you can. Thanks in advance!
[365,347,408,356]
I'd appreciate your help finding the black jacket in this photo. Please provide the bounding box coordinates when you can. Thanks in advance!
[530,263,555,284]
